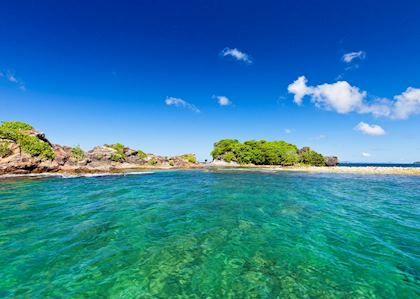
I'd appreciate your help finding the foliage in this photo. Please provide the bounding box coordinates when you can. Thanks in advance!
[137,150,147,159]
[0,121,55,160]
[223,152,236,162]
[0,141,12,158]
[180,154,197,164]
[210,139,241,159]
[109,143,126,162]
[300,149,326,166]
[0,121,33,132]
[148,159,158,166]
[71,145,85,161]
[211,139,323,166]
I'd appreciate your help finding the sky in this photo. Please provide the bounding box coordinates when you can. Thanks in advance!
[1,0,420,162]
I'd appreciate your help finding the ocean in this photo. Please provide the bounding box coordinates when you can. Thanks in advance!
[0,170,418,297]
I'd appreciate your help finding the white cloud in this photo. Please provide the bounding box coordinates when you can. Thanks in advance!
[287,76,366,113]
[221,47,252,64]
[7,74,18,83]
[342,51,366,63]
[214,95,232,106]
[0,70,26,90]
[392,87,420,119]
[287,76,311,105]
[284,128,292,134]
[362,152,371,157]
[288,76,420,119]
[354,122,386,136]
[165,97,200,113]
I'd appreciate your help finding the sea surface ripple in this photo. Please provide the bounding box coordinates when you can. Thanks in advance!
[0,170,419,298]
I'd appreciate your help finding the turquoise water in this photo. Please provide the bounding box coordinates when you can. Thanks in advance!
[0,170,419,298]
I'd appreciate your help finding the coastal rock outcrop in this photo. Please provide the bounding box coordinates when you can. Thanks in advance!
[0,121,198,174]
[324,156,339,167]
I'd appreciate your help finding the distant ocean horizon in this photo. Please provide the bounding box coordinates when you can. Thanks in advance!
[339,163,420,168]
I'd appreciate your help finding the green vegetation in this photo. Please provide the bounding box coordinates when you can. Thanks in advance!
[299,148,325,166]
[0,121,33,132]
[0,121,55,160]
[148,159,158,166]
[137,150,147,159]
[211,139,325,166]
[0,141,12,158]
[109,143,126,162]
[71,145,85,161]
[180,154,197,164]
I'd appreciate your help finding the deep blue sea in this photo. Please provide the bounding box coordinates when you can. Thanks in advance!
[0,170,419,298]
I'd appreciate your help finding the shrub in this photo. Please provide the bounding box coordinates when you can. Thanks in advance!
[71,145,85,161]
[110,153,125,162]
[148,159,158,166]
[0,121,33,132]
[109,143,126,162]
[0,142,12,158]
[0,121,55,160]
[137,150,147,159]
[180,154,197,164]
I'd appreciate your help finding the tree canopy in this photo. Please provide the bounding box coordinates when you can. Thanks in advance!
[211,139,325,166]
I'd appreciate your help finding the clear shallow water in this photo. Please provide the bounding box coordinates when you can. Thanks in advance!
[0,170,419,298]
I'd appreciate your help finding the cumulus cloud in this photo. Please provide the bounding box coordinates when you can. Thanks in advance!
[165,97,200,113]
[342,51,366,63]
[362,152,371,157]
[354,122,386,136]
[214,95,232,106]
[284,128,292,134]
[287,76,366,113]
[288,76,420,119]
[392,87,420,119]
[220,47,252,64]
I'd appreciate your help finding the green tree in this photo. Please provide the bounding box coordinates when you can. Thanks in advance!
[300,150,325,166]
[211,139,241,160]
[223,152,236,162]
[211,138,324,166]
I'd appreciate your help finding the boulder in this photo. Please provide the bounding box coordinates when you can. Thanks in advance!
[87,145,117,161]
[324,156,339,167]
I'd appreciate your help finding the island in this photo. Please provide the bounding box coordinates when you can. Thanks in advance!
[1,121,419,176]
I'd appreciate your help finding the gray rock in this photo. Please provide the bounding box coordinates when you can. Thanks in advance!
[324,156,339,166]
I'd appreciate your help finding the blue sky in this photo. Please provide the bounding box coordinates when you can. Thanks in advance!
[1,0,419,162]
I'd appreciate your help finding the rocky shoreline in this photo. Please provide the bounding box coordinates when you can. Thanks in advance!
[0,122,199,175]
[1,121,418,176]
